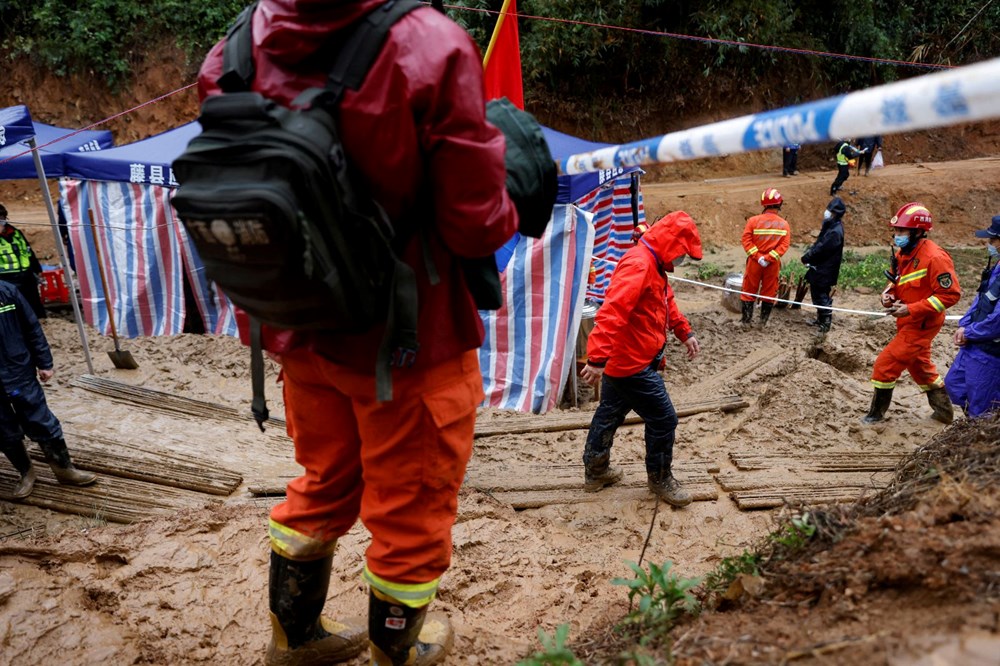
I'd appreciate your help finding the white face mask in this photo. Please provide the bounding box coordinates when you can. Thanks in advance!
[988,243,999,258]
[823,210,833,221]
[672,255,687,267]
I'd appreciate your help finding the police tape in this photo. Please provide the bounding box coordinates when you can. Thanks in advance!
[589,255,961,321]
[558,56,1000,175]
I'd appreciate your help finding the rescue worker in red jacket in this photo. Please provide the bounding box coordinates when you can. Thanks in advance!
[864,203,960,425]
[740,188,791,328]
[198,2,519,664]
[580,211,703,507]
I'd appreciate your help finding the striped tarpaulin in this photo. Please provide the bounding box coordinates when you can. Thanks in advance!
[59,179,238,338]
[479,204,595,414]
[579,176,645,302]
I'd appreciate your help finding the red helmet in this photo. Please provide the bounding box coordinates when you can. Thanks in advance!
[890,202,932,230]
[761,188,783,208]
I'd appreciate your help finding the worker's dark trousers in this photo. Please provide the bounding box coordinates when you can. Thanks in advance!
[583,352,678,478]
[782,149,798,176]
[830,165,850,195]
[0,380,63,455]
[809,282,834,326]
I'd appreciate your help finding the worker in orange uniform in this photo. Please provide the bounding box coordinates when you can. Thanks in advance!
[580,212,702,507]
[863,203,961,425]
[740,188,791,328]
[196,1,522,664]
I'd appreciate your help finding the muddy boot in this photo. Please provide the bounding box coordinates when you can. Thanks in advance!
[1,440,37,500]
[41,438,97,486]
[265,551,367,666]
[758,303,773,328]
[647,472,692,508]
[740,301,754,329]
[926,387,954,425]
[369,589,453,666]
[583,464,623,493]
[816,313,832,334]
[861,388,893,424]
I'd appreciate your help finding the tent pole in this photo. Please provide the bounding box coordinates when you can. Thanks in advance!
[28,137,94,375]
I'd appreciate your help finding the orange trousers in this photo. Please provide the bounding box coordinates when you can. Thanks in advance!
[741,257,780,304]
[871,324,944,391]
[269,348,483,605]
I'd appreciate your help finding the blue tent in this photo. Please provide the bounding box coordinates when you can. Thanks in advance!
[0,105,36,150]
[0,120,113,180]
[542,126,641,204]
[64,121,200,186]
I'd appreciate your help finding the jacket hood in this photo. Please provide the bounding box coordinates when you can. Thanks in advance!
[255,0,387,65]
[642,211,703,265]
[827,197,846,217]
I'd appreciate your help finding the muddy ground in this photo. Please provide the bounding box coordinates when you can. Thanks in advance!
[2,134,1000,664]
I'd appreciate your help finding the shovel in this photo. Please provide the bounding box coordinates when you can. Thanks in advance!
[87,209,139,369]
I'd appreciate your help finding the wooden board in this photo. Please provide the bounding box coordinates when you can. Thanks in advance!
[45,430,244,496]
[0,466,222,524]
[730,485,885,510]
[474,395,748,439]
[729,452,905,473]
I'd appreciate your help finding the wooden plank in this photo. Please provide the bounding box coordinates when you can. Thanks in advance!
[474,395,748,439]
[716,473,885,493]
[44,431,244,496]
[731,487,880,511]
[728,452,905,472]
[248,460,720,498]
[490,482,718,509]
[0,466,222,524]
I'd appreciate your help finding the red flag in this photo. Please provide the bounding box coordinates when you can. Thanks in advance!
[483,0,524,109]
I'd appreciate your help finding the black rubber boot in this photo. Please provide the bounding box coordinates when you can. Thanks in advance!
[861,388,894,424]
[40,438,97,486]
[817,313,832,333]
[758,303,774,328]
[265,551,367,666]
[369,589,453,666]
[647,471,692,508]
[740,301,754,328]
[926,387,954,425]
[583,454,623,493]
[1,439,37,500]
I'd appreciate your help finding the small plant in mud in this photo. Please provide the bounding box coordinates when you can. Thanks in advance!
[701,549,761,596]
[694,262,727,281]
[613,560,701,631]
[517,624,583,666]
[770,511,817,553]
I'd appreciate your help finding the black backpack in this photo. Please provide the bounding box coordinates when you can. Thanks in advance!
[171,0,425,425]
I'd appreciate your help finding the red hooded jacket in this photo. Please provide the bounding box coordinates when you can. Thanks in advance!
[587,212,703,377]
[198,0,518,370]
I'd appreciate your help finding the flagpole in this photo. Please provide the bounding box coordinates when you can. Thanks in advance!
[482,0,514,69]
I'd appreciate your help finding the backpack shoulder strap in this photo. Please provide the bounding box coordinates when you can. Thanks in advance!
[217,1,259,92]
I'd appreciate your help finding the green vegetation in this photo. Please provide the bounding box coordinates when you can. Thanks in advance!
[4,1,1000,100]
[837,249,891,290]
[1,0,245,89]
[613,560,701,638]
[701,549,761,596]
[517,624,583,666]
[694,261,727,281]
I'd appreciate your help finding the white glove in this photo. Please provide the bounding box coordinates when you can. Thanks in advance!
[757,257,769,268]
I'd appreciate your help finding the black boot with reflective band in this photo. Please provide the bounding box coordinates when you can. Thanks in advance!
[861,388,894,424]
[266,551,367,666]
[369,589,453,666]
[926,387,954,425]
[40,437,97,486]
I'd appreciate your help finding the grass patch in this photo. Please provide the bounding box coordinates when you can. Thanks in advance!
[694,262,727,281]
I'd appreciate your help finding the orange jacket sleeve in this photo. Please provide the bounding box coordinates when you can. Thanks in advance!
[909,249,961,319]
[586,258,647,367]
[741,218,757,256]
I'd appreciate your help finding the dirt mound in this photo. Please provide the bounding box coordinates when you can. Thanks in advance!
[666,413,1000,665]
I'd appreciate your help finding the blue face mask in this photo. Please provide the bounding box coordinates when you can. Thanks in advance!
[893,234,911,248]
[988,243,999,258]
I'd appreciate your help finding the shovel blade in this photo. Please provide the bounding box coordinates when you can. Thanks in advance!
[107,350,139,370]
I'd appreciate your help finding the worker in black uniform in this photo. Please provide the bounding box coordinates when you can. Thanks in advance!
[801,197,846,333]
[0,281,97,499]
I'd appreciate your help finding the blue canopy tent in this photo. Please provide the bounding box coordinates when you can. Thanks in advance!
[59,122,239,340]
[0,121,113,179]
[0,105,97,373]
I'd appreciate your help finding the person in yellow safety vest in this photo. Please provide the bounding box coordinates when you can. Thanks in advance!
[0,204,46,319]
[830,139,867,197]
